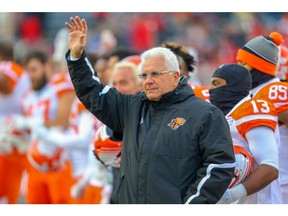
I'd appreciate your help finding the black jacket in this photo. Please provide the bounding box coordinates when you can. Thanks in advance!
[66,51,235,204]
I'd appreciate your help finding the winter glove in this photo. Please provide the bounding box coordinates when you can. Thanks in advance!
[217,184,247,204]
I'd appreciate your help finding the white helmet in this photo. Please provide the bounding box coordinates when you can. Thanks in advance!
[229,145,254,188]
[93,125,122,168]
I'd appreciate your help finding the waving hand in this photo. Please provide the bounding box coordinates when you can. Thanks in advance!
[65,16,88,58]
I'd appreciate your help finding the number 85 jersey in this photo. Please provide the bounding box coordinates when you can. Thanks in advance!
[226,95,278,150]
[252,78,288,187]
[252,78,288,114]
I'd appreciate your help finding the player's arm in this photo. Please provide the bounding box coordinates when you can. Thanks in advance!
[34,110,94,149]
[218,126,279,204]
[243,126,279,194]
[242,100,279,195]
[0,73,13,94]
[44,91,75,129]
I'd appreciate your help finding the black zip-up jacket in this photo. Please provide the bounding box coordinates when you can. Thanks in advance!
[66,51,235,204]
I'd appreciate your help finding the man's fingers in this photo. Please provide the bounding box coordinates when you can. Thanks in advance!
[65,22,73,32]
[70,17,79,31]
[75,16,83,31]
[66,16,87,34]
[81,19,88,34]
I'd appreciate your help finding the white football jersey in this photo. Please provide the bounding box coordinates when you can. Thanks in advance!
[65,98,102,177]
[22,72,74,122]
[21,72,74,170]
[226,95,282,204]
[252,78,288,201]
[0,61,30,119]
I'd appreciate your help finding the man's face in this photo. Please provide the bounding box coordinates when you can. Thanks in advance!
[141,56,179,101]
[25,58,47,91]
[102,56,119,85]
[94,58,108,84]
[210,77,227,89]
[238,61,253,71]
[111,67,141,94]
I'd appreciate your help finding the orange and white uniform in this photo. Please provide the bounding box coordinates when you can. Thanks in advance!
[33,98,105,204]
[67,98,99,179]
[0,61,30,204]
[21,72,75,204]
[0,61,30,117]
[68,99,106,204]
[189,83,210,102]
[68,103,112,204]
[70,143,112,204]
[252,77,288,203]
[226,95,281,204]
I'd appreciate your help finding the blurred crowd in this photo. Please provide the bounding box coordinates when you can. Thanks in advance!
[1,12,288,84]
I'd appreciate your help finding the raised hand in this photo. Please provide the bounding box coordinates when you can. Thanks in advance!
[65,16,88,58]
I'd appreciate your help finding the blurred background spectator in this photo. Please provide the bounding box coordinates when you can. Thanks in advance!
[1,12,287,85]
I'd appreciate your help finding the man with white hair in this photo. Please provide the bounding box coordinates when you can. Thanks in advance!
[108,61,142,94]
[64,16,235,204]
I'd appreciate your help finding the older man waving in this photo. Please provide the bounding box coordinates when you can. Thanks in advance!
[64,16,235,204]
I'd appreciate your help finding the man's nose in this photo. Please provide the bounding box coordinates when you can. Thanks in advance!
[144,74,155,82]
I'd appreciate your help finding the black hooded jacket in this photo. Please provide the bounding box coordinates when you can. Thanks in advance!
[66,50,235,204]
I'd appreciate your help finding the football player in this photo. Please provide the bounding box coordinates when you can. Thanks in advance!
[0,41,30,204]
[18,50,75,203]
[209,64,281,204]
[275,44,288,203]
[161,41,210,101]
[237,32,288,203]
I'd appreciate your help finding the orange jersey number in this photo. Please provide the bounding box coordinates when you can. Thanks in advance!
[250,99,270,113]
[26,99,51,121]
[268,85,288,101]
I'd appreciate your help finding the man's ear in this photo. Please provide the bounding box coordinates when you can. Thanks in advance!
[173,71,180,86]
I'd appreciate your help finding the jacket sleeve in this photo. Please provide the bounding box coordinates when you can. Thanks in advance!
[184,106,236,204]
[66,50,131,134]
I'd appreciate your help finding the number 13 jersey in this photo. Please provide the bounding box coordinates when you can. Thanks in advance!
[226,95,280,204]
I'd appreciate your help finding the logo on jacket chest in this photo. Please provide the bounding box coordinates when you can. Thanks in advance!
[168,117,186,130]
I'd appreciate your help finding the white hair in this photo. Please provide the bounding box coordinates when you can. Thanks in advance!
[109,61,142,87]
[139,47,180,73]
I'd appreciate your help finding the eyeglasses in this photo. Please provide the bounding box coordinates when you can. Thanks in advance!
[138,70,175,80]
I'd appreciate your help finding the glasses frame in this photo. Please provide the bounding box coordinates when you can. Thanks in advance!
[138,70,176,80]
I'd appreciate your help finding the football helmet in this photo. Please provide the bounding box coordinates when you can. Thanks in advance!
[229,145,254,188]
[93,125,122,168]
[276,45,288,81]
[0,115,30,155]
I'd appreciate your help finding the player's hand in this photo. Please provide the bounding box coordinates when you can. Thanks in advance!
[13,115,43,131]
[217,183,247,204]
[65,16,88,58]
